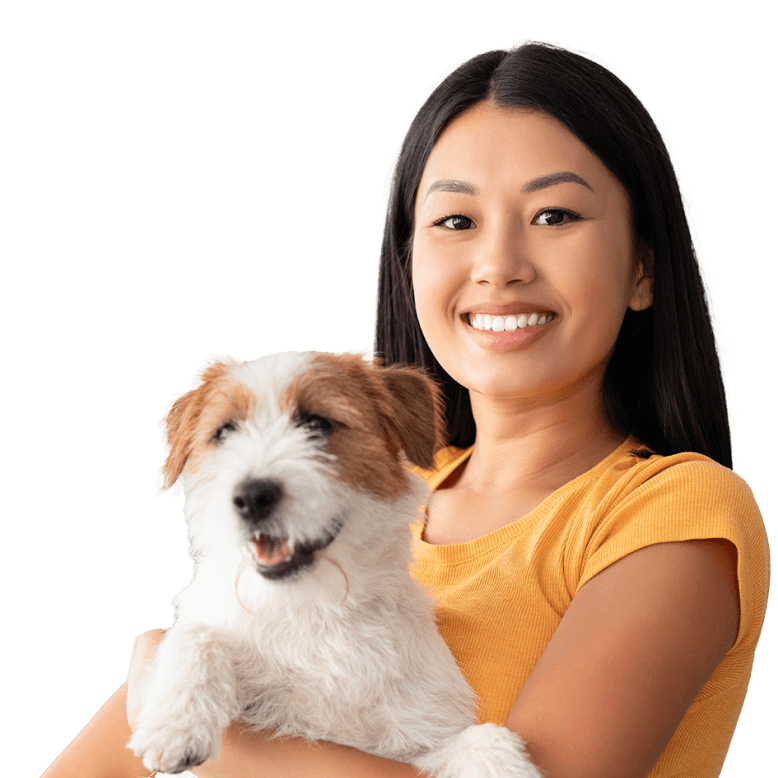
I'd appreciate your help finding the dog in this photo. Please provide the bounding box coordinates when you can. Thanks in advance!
[129,352,541,777]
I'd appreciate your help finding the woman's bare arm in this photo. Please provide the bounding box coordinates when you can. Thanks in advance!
[189,724,424,778]
[43,675,424,778]
[505,538,739,778]
[41,683,155,778]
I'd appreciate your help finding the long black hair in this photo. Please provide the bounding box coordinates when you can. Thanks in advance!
[374,42,732,469]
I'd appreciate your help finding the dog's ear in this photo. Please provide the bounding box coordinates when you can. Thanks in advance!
[162,360,237,488]
[154,389,199,497]
[379,366,444,470]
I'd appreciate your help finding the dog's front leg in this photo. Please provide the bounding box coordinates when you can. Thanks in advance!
[128,622,241,775]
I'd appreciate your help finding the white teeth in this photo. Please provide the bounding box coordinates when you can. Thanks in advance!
[468,312,555,331]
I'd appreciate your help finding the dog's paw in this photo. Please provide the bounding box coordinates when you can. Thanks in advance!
[129,720,221,775]
[412,723,543,778]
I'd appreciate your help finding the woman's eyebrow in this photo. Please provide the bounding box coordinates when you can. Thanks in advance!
[521,171,595,193]
[423,171,595,203]
[423,179,479,202]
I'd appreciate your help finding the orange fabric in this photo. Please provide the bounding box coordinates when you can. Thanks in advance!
[410,436,770,777]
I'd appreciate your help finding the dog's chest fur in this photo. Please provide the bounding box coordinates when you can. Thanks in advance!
[231,592,475,758]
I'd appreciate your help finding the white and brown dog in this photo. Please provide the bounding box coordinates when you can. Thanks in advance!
[129,352,540,777]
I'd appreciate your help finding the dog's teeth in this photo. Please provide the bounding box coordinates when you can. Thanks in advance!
[253,536,292,566]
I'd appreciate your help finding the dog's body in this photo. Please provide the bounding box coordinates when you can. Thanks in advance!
[129,352,540,777]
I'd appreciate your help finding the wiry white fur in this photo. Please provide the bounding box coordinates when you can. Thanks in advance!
[129,352,542,777]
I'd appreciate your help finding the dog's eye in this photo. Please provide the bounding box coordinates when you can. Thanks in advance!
[211,420,238,444]
[295,411,336,438]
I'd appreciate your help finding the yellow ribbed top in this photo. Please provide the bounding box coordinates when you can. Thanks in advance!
[410,436,770,777]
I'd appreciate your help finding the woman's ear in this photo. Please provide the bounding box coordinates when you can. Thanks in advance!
[628,245,654,312]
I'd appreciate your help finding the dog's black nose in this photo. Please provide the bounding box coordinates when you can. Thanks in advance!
[233,478,283,523]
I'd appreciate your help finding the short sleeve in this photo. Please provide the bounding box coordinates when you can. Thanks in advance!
[578,459,770,654]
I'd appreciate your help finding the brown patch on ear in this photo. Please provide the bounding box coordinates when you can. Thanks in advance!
[162,360,252,488]
[377,366,444,470]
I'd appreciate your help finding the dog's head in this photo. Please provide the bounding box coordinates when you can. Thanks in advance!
[162,352,443,580]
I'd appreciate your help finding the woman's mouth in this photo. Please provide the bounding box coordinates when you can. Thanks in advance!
[462,310,558,352]
[466,311,557,331]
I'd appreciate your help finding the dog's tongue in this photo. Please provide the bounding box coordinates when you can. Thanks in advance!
[254,536,291,566]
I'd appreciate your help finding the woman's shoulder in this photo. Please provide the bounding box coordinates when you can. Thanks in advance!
[604,440,762,517]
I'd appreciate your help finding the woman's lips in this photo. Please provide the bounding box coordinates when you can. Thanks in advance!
[467,311,556,331]
[462,311,558,351]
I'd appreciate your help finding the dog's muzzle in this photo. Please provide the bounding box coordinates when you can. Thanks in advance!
[233,478,343,581]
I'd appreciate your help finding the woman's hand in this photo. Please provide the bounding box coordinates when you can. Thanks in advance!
[126,628,166,733]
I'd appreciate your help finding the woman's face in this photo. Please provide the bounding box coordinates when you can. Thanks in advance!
[411,102,652,405]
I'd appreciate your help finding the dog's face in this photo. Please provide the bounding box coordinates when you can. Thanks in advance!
[163,352,442,581]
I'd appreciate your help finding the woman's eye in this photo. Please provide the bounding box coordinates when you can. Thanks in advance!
[533,208,579,226]
[434,214,474,231]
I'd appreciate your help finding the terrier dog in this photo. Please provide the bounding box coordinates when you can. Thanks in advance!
[129,352,540,777]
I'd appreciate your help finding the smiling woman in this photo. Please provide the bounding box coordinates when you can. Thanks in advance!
[375,42,769,777]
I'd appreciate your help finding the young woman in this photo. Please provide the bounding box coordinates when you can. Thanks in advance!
[43,42,769,778]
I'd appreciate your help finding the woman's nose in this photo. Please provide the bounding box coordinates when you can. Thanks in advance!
[470,225,536,287]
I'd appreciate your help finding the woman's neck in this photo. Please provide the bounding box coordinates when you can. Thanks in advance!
[461,381,626,498]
